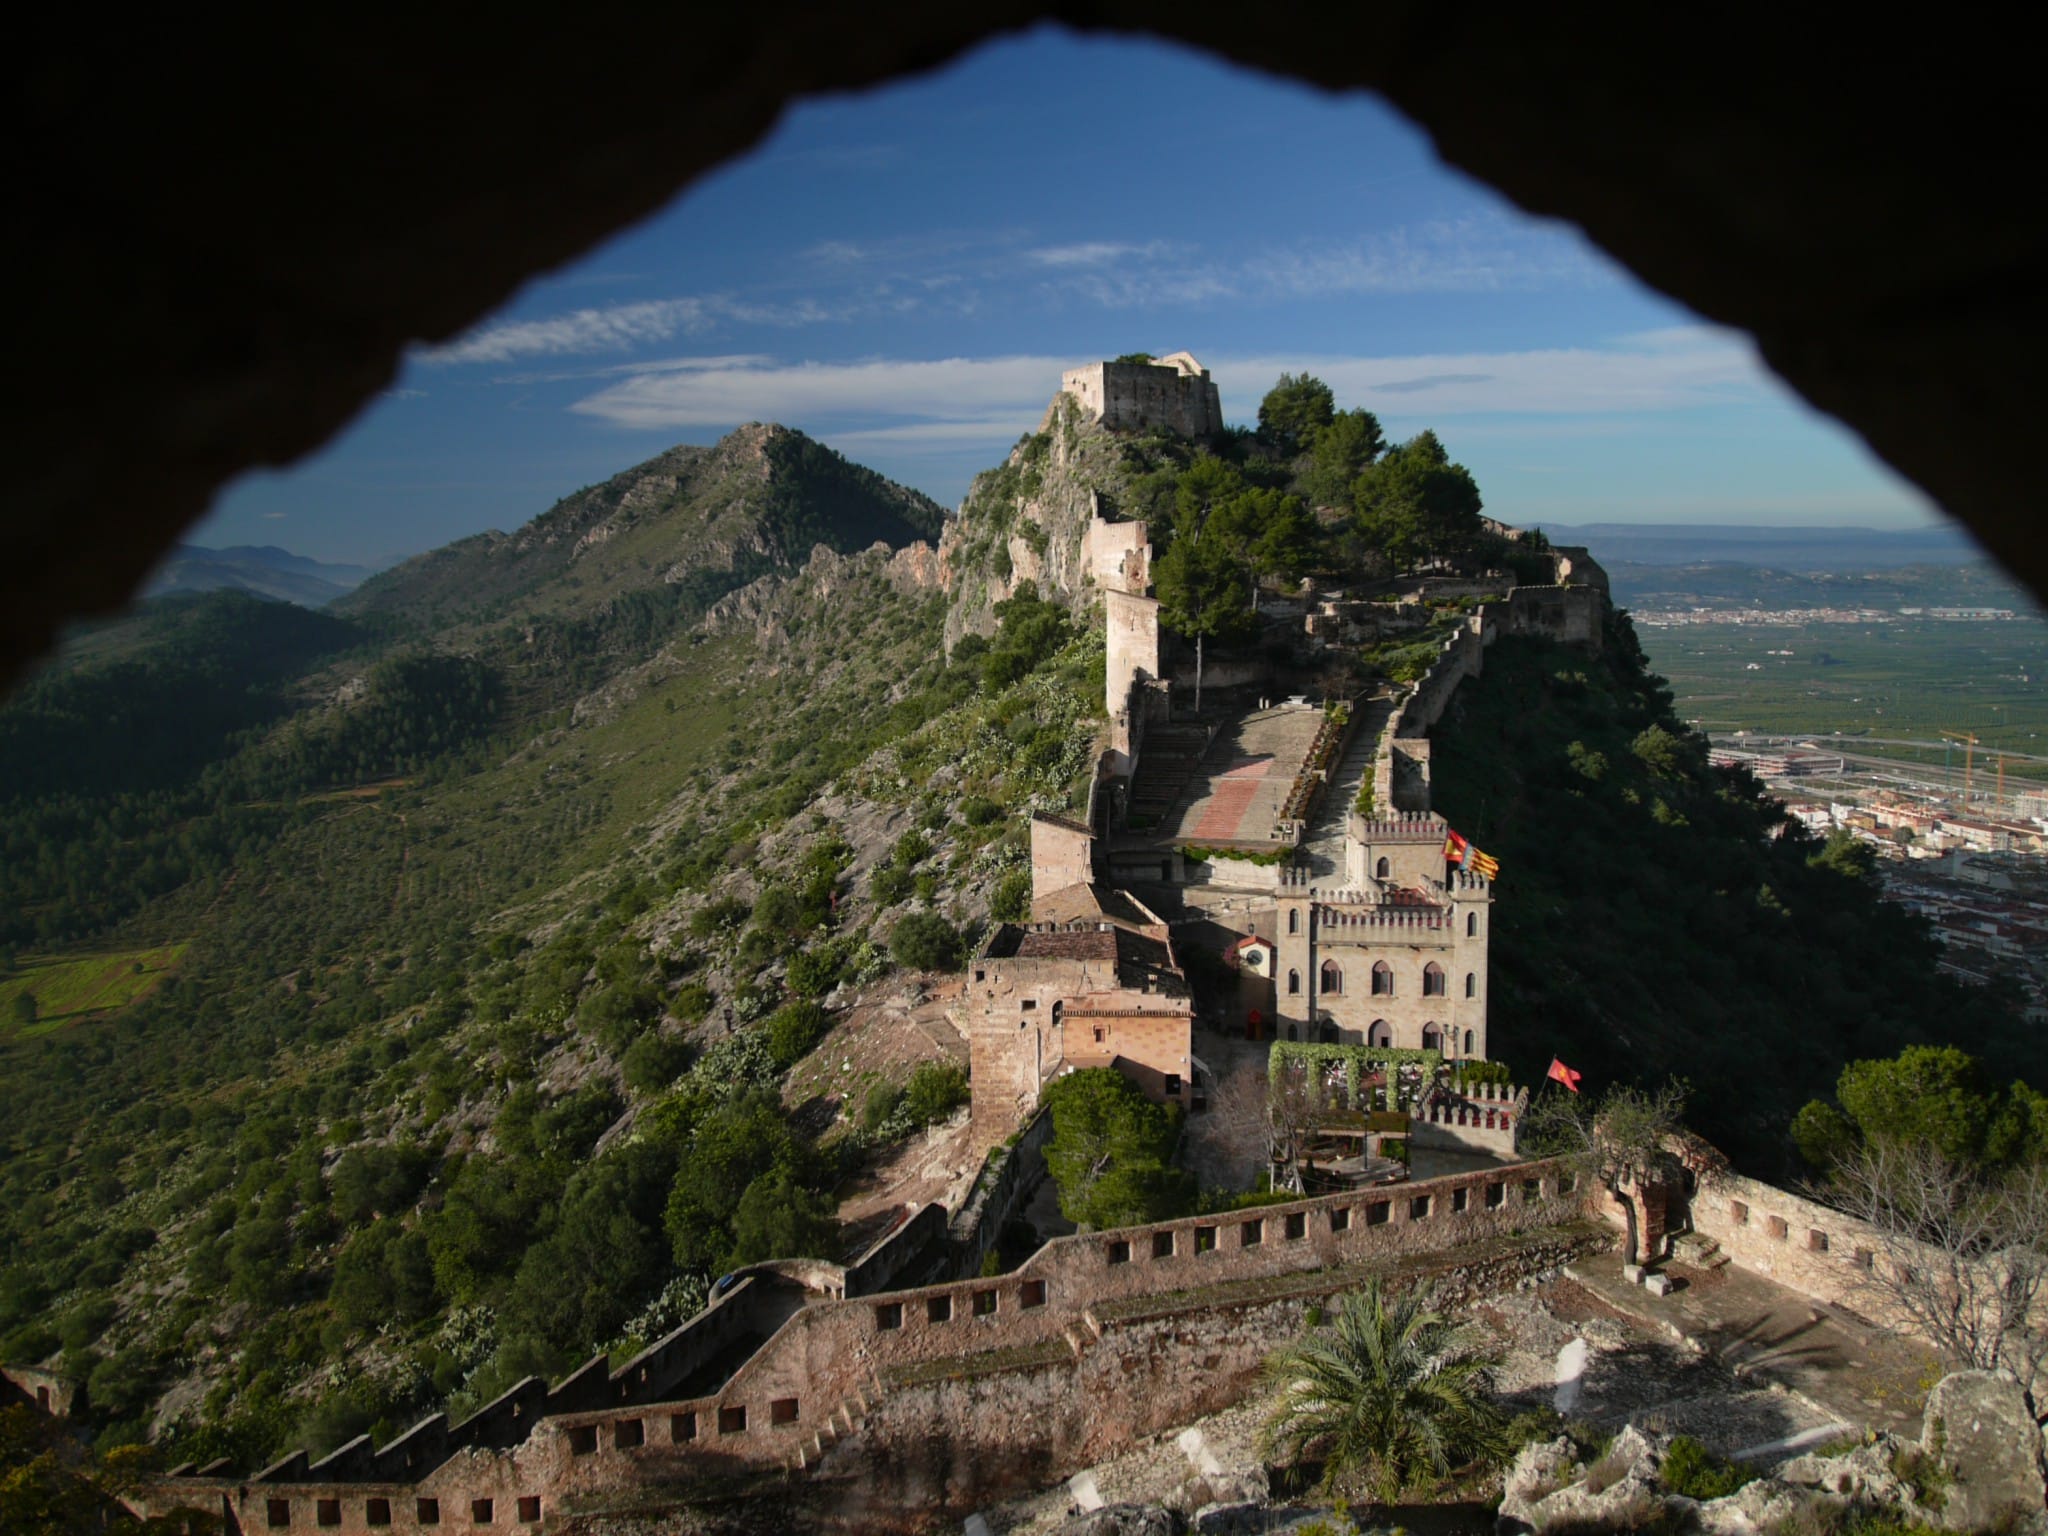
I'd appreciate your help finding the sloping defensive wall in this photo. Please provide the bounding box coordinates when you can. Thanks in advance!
[137,1159,1603,1534]
[1371,582,1606,814]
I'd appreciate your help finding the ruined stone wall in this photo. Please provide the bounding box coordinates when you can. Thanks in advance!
[1,1363,79,1417]
[143,1163,1597,1534]
[1486,584,1605,650]
[1081,514,1150,596]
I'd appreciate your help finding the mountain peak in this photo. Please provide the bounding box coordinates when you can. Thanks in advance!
[342,424,944,630]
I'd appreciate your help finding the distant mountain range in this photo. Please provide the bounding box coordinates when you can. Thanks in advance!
[145,544,381,608]
[1538,522,1982,570]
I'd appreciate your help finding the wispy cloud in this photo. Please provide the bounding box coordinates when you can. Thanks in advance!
[571,355,1065,433]
[422,299,713,365]
[1214,328,1769,418]
[1240,218,1613,299]
[1026,240,1178,268]
[565,332,1768,456]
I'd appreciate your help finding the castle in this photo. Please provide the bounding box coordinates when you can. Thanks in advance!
[112,357,1845,1536]
[956,354,1590,1151]
[1053,350,1225,440]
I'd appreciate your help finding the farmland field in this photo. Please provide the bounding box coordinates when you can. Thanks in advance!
[1636,617,2048,784]
[0,943,188,1035]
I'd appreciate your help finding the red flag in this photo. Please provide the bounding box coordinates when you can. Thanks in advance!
[1442,829,1471,867]
[1546,1057,1582,1094]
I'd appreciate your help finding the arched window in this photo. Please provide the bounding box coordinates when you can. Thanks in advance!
[1320,961,1342,995]
[1287,908,1300,935]
[1287,969,1300,996]
[1423,962,1446,997]
[1464,972,1477,998]
[1466,911,1478,937]
[1463,1028,1475,1055]
[1371,961,1393,996]
[1368,1019,1392,1047]
[1422,1024,1442,1052]
[1375,856,1390,880]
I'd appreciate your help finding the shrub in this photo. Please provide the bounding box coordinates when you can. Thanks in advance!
[903,1062,969,1125]
[621,1031,691,1095]
[1660,1435,1754,1500]
[989,869,1031,922]
[765,1001,832,1068]
[890,913,962,973]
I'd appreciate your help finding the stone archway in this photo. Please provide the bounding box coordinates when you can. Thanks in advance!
[1,18,2041,693]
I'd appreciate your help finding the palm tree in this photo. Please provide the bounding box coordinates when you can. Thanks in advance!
[1257,1280,1510,1504]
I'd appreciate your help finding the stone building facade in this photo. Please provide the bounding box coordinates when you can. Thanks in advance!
[1059,352,1224,440]
[1270,813,1492,1057]
[959,899,1192,1153]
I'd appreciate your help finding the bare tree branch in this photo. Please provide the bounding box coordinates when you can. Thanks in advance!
[1814,1139,2048,1400]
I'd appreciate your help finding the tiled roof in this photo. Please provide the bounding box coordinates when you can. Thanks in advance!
[1015,928,1118,962]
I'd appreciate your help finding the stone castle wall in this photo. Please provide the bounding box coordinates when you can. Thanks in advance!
[142,1160,1598,1534]
[1061,356,1223,440]
[1686,1169,1908,1327]
[1104,588,1162,724]
[1081,512,1150,596]
[1028,813,1095,904]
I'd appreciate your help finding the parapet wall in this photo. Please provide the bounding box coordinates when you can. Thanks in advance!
[946,1106,1054,1277]
[1687,1170,1909,1328]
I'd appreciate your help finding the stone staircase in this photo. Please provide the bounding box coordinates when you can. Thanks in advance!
[788,1370,885,1472]
[1126,724,1211,829]
[1672,1231,1729,1270]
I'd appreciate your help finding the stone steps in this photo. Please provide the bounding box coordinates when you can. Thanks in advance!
[1673,1231,1729,1270]
[789,1371,885,1472]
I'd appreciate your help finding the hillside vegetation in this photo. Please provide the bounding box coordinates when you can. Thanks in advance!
[1429,614,2028,1173]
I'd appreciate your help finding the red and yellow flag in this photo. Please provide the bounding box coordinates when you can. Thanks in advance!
[1546,1058,1583,1093]
[1443,826,1500,881]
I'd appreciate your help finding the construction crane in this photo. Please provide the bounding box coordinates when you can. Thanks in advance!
[1941,729,1980,798]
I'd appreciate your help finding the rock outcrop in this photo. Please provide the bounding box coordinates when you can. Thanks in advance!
[1921,1371,2047,1534]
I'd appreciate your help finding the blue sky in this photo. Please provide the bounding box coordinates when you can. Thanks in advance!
[199,28,1944,566]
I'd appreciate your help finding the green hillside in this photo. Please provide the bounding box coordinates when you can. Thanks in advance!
[1429,614,2029,1172]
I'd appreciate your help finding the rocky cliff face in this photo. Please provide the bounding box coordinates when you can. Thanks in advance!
[941,391,1162,649]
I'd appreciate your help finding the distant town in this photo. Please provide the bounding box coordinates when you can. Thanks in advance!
[1710,733,2048,1016]
[1635,604,2022,627]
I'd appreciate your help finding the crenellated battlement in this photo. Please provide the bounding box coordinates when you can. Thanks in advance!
[1315,903,1449,933]
[1351,811,1447,843]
